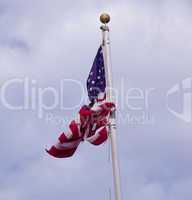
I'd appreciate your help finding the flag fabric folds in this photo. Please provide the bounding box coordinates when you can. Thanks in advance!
[46,46,115,158]
[46,120,83,158]
[46,102,115,158]
[87,46,106,102]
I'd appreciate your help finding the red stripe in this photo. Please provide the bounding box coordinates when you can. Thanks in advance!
[90,127,109,145]
[46,146,77,158]
[69,120,80,139]
[58,132,68,143]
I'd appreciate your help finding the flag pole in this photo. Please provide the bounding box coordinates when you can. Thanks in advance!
[100,13,122,200]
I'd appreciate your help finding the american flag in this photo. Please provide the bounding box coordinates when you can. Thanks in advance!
[46,102,115,158]
[87,46,106,101]
[46,46,115,158]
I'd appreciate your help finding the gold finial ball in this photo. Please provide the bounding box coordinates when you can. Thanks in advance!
[100,13,110,24]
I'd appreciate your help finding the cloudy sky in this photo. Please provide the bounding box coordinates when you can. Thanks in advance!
[0,0,192,200]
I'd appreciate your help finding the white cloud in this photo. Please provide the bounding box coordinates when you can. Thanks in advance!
[0,0,192,200]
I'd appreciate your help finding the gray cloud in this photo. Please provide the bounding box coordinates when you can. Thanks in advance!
[0,0,192,200]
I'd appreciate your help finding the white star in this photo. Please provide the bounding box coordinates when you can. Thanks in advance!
[97,76,101,79]
[92,81,95,84]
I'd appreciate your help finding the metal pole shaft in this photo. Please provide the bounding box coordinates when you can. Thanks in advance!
[101,25,122,200]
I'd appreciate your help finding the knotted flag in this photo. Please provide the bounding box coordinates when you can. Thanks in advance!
[46,46,115,158]
[46,102,115,158]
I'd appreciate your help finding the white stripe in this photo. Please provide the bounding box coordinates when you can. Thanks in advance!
[65,130,73,139]
[75,113,81,124]
[55,139,81,149]
[91,102,103,111]
[86,126,106,143]
[83,124,90,140]
[111,107,116,112]
[74,116,81,137]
